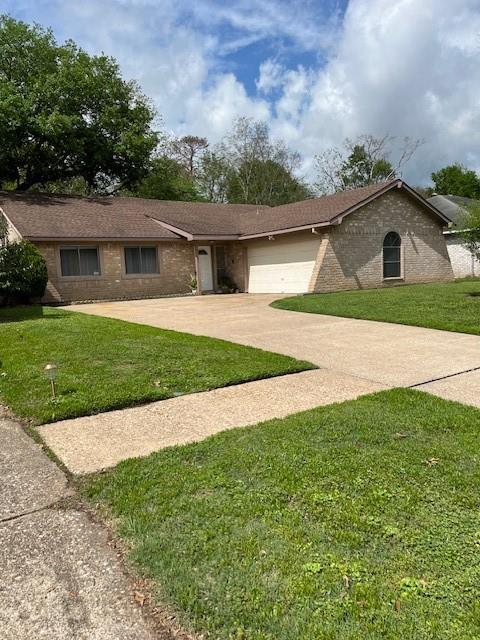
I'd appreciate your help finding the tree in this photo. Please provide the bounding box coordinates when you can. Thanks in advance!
[227,159,311,206]
[459,203,480,263]
[133,156,203,201]
[196,151,230,203]
[314,134,422,194]
[170,136,209,176]
[0,15,157,192]
[0,240,48,305]
[431,164,480,199]
[210,117,308,206]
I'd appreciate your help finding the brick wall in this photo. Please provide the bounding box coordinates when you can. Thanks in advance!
[310,190,454,292]
[224,242,246,291]
[36,240,195,303]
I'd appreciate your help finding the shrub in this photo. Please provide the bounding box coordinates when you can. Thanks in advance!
[0,241,48,305]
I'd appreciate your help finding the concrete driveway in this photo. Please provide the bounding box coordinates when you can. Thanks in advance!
[38,293,480,474]
[67,294,480,391]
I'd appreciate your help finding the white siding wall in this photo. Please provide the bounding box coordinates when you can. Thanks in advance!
[445,235,480,278]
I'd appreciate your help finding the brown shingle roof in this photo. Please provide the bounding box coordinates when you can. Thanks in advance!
[146,201,269,236]
[237,181,399,236]
[0,192,180,240]
[1,179,449,241]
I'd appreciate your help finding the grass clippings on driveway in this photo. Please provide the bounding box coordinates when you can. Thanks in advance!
[0,306,314,423]
[84,388,480,640]
[272,279,480,335]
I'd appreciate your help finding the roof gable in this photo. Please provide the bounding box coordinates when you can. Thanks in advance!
[237,180,451,239]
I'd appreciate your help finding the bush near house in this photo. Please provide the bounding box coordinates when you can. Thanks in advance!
[0,241,48,305]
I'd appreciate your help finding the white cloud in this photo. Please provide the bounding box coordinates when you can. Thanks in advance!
[3,0,480,184]
[256,59,285,93]
[272,0,480,183]
[181,73,271,138]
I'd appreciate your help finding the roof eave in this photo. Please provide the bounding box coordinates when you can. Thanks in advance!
[191,234,240,241]
[23,236,182,242]
[239,220,336,240]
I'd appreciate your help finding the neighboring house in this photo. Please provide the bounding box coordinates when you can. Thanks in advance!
[1,179,453,303]
[428,194,480,278]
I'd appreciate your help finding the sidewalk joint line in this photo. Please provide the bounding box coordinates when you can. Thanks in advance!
[409,365,480,389]
[0,504,54,525]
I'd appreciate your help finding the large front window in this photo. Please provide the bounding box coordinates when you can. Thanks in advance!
[124,246,158,274]
[60,246,100,277]
[383,232,401,279]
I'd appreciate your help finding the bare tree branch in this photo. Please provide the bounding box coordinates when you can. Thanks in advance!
[314,134,423,194]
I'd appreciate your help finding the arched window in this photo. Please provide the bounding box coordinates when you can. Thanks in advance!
[383,232,401,278]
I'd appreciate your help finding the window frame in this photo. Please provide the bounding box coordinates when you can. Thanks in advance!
[59,245,102,279]
[214,245,228,289]
[382,231,403,280]
[122,245,160,277]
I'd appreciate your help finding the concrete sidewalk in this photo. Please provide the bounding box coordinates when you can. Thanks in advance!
[38,369,386,475]
[0,415,170,640]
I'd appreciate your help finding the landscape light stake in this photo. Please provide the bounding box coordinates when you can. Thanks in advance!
[44,363,58,399]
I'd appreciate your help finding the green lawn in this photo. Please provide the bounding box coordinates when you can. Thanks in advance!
[272,279,480,335]
[0,306,313,423]
[84,389,480,640]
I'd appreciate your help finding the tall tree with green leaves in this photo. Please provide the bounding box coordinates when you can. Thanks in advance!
[227,158,310,206]
[196,151,230,203]
[314,134,422,194]
[133,156,203,201]
[0,15,157,192]
[431,164,480,198]
[201,117,309,206]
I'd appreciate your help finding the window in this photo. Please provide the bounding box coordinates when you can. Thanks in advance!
[215,246,228,286]
[383,232,402,278]
[60,247,100,277]
[124,246,158,274]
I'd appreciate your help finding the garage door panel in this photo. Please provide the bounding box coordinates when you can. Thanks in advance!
[247,237,320,294]
[250,249,318,265]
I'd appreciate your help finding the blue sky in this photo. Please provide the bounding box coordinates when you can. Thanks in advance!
[2,0,480,184]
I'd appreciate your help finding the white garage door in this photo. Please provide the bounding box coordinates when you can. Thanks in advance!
[247,236,321,293]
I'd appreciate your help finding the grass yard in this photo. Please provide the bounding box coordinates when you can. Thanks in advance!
[84,389,480,640]
[0,306,314,423]
[272,279,480,335]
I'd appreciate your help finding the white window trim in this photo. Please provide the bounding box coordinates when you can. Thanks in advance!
[382,232,404,281]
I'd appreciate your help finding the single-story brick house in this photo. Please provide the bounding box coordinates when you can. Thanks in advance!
[0,179,453,303]
[427,194,480,278]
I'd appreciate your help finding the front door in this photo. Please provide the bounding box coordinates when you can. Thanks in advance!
[198,246,213,291]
